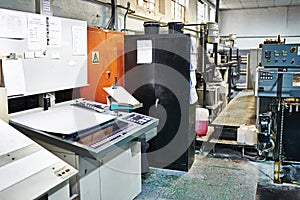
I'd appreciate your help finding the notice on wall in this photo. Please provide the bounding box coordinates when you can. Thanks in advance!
[47,17,62,47]
[27,14,47,50]
[0,8,27,39]
[137,40,152,64]
[72,26,86,55]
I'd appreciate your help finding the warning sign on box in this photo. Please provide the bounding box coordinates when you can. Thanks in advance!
[92,51,99,64]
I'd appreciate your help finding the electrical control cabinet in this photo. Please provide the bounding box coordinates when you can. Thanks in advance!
[80,27,124,103]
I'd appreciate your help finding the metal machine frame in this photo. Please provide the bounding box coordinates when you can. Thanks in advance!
[256,43,300,184]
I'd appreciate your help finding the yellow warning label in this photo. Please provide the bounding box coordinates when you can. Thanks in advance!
[92,51,99,64]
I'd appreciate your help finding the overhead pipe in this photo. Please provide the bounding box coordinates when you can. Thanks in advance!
[106,0,116,30]
[213,0,220,65]
[122,2,130,32]
[215,0,220,23]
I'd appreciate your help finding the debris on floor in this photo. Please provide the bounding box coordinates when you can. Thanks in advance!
[135,154,258,200]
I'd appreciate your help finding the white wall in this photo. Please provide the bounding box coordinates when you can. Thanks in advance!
[219,6,300,49]
[0,0,199,34]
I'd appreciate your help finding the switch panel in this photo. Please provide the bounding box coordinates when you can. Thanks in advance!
[256,68,300,97]
[124,114,152,125]
[54,166,76,180]
[262,44,300,67]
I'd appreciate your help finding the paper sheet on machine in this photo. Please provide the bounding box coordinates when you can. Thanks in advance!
[11,105,116,135]
[103,86,141,108]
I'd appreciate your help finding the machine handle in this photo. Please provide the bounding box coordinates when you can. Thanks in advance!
[155,99,159,108]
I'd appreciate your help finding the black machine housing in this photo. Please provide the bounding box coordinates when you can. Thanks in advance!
[124,33,195,171]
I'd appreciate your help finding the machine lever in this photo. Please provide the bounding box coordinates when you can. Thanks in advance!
[155,99,159,108]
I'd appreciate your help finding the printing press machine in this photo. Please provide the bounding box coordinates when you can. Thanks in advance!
[0,8,159,199]
[256,43,300,184]
[9,99,159,200]
[0,119,77,200]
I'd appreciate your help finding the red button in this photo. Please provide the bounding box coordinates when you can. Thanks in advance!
[291,47,296,53]
[65,168,70,172]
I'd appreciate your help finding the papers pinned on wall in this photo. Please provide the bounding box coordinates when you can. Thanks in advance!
[137,40,152,64]
[48,17,62,47]
[1,58,26,97]
[27,14,47,50]
[72,26,86,55]
[0,8,27,39]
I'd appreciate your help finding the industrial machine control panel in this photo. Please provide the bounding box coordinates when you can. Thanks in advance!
[262,44,300,67]
[257,44,300,97]
[124,114,152,125]
[256,68,300,97]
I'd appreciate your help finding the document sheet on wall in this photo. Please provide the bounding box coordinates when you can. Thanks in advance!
[1,59,26,97]
[137,40,152,64]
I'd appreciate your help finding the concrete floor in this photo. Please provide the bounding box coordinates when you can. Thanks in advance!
[253,160,300,200]
[135,149,300,200]
[135,153,257,200]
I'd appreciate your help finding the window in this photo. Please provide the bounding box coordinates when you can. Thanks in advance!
[197,1,208,23]
[209,7,215,22]
[171,0,187,21]
[159,0,165,14]
[137,0,156,11]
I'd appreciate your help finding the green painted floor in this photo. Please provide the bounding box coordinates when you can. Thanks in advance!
[135,154,258,200]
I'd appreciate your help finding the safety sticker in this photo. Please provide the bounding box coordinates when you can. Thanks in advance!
[92,51,99,64]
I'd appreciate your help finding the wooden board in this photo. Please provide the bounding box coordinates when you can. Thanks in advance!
[211,90,256,127]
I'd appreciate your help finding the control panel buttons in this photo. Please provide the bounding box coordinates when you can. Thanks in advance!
[290,46,297,53]
[125,114,152,125]
[262,44,300,67]
[282,50,288,57]
[291,59,295,64]
[54,166,74,179]
[265,51,271,59]
[260,72,273,81]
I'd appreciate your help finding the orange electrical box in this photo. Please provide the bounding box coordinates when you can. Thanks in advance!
[80,27,125,103]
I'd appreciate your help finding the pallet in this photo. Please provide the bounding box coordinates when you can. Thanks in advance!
[196,126,256,157]
[196,90,257,157]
